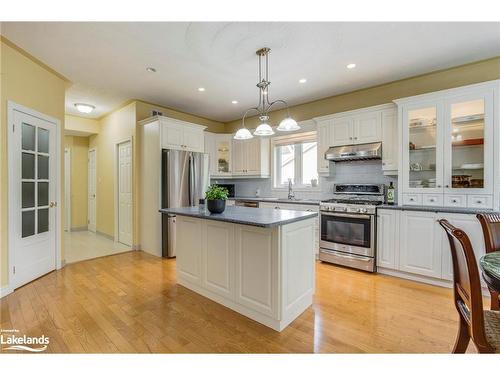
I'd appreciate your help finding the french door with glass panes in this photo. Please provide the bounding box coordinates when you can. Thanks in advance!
[11,109,57,289]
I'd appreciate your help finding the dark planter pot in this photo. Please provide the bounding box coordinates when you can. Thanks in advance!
[207,199,226,214]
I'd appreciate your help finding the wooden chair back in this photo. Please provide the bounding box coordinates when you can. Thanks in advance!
[438,219,493,352]
[477,213,500,253]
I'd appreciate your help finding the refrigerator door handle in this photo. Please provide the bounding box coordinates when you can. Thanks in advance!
[188,153,194,206]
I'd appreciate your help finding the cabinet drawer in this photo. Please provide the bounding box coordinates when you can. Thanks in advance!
[467,195,493,209]
[422,194,443,206]
[444,194,466,207]
[402,194,422,205]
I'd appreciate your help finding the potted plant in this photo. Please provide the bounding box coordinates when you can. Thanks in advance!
[205,185,229,214]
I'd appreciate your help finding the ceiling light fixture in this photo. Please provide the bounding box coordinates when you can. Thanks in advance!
[231,100,238,104]
[198,87,206,92]
[347,63,356,69]
[146,67,157,73]
[235,47,299,140]
[299,78,307,83]
[74,103,95,114]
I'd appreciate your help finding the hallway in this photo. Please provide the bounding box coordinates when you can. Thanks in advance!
[64,231,131,264]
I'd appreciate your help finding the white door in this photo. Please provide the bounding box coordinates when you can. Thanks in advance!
[10,109,57,289]
[118,141,132,246]
[88,149,97,232]
[64,148,71,231]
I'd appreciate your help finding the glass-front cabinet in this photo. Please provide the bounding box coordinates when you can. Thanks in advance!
[206,133,233,177]
[398,81,498,209]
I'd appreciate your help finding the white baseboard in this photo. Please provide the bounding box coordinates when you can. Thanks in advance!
[0,285,13,299]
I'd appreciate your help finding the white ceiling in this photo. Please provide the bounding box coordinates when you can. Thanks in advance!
[2,22,500,121]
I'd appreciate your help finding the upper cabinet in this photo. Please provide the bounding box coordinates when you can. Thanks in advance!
[232,137,270,178]
[205,133,233,177]
[396,80,499,209]
[140,115,207,153]
[314,103,397,175]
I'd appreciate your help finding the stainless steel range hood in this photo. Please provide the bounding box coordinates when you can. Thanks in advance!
[325,142,382,162]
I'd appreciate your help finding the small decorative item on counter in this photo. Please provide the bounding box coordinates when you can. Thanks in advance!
[205,184,229,214]
[198,198,206,212]
[386,182,395,205]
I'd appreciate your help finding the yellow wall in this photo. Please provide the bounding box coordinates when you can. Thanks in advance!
[89,102,137,239]
[65,114,99,135]
[134,100,225,133]
[64,136,89,229]
[0,38,66,287]
[224,56,500,132]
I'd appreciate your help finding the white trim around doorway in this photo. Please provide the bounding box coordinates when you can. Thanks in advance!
[87,147,97,233]
[7,101,63,293]
[64,147,71,232]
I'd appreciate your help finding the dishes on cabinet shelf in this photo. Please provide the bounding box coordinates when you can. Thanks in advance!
[409,117,437,128]
[458,163,484,170]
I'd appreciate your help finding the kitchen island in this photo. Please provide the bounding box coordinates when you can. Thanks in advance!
[159,206,318,331]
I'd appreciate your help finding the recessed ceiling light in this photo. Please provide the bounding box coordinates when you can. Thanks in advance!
[299,78,307,84]
[146,67,157,73]
[198,87,206,92]
[231,100,238,104]
[74,103,95,114]
[347,63,356,69]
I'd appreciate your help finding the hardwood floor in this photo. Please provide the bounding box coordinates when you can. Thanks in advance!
[0,251,483,353]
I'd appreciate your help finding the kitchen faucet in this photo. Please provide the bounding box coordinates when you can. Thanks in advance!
[288,178,295,200]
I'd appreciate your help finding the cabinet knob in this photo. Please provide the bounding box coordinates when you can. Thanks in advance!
[349,137,353,140]
[354,137,358,140]
[430,199,435,202]
[382,162,386,166]
[452,199,457,203]
[445,185,449,188]
[410,198,414,201]
[437,185,441,188]
[477,200,483,204]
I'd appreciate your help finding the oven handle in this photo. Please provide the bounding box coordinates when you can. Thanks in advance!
[320,212,372,220]
[320,249,372,261]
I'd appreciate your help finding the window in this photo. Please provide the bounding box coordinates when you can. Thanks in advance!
[273,131,318,189]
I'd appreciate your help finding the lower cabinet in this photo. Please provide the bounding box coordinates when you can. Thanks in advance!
[377,208,485,286]
[176,217,203,285]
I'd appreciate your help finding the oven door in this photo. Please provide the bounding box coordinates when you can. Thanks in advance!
[320,211,375,257]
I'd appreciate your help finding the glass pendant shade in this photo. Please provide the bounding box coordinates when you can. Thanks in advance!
[254,122,274,136]
[277,117,300,132]
[234,127,253,140]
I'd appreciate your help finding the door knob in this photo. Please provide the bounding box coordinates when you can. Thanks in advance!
[49,201,57,208]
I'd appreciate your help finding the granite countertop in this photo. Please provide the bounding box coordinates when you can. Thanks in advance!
[159,206,318,228]
[378,204,499,215]
[229,196,320,206]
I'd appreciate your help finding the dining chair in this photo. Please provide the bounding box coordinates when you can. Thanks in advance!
[477,213,500,310]
[438,219,500,353]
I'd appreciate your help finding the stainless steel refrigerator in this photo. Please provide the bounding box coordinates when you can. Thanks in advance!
[161,149,209,257]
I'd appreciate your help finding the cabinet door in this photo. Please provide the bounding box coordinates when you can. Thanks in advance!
[232,139,245,174]
[317,120,331,174]
[245,138,261,175]
[377,209,399,270]
[440,213,486,284]
[353,111,382,144]
[399,210,442,278]
[331,117,353,146]
[204,132,217,176]
[382,109,398,172]
[161,123,184,150]
[443,90,494,195]
[402,102,444,194]
[183,128,204,152]
[235,225,278,318]
[202,220,234,299]
[176,217,203,285]
[214,135,232,176]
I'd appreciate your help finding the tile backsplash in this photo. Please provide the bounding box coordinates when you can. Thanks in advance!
[212,160,398,201]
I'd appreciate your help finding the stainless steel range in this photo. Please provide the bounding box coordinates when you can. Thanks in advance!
[319,184,385,272]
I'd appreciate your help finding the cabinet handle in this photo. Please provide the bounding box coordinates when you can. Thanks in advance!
[410,198,414,201]
[477,200,483,204]
[452,199,457,203]
[349,137,353,140]
[445,185,449,188]
[382,162,386,166]
[437,185,441,188]
[354,137,358,140]
[430,198,435,202]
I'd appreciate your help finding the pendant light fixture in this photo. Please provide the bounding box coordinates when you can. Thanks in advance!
[234,47,299,140]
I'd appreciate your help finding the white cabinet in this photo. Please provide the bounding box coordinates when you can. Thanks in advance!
[202,220,235,299]
[205,133,233,177]
[396,80,499,210]
[376,209,399,270]
[232,137,270,177]
[176,216,203,285]
[140,115,207,153]
[381,108,398,173]
[234,225,278,318]
[314,104,395,175]
[316,120,333,174]
[398,210,442,278]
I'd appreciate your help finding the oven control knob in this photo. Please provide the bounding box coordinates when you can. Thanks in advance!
[356,208,362,213]
[342,207,347,212]
[361,208,367,213]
